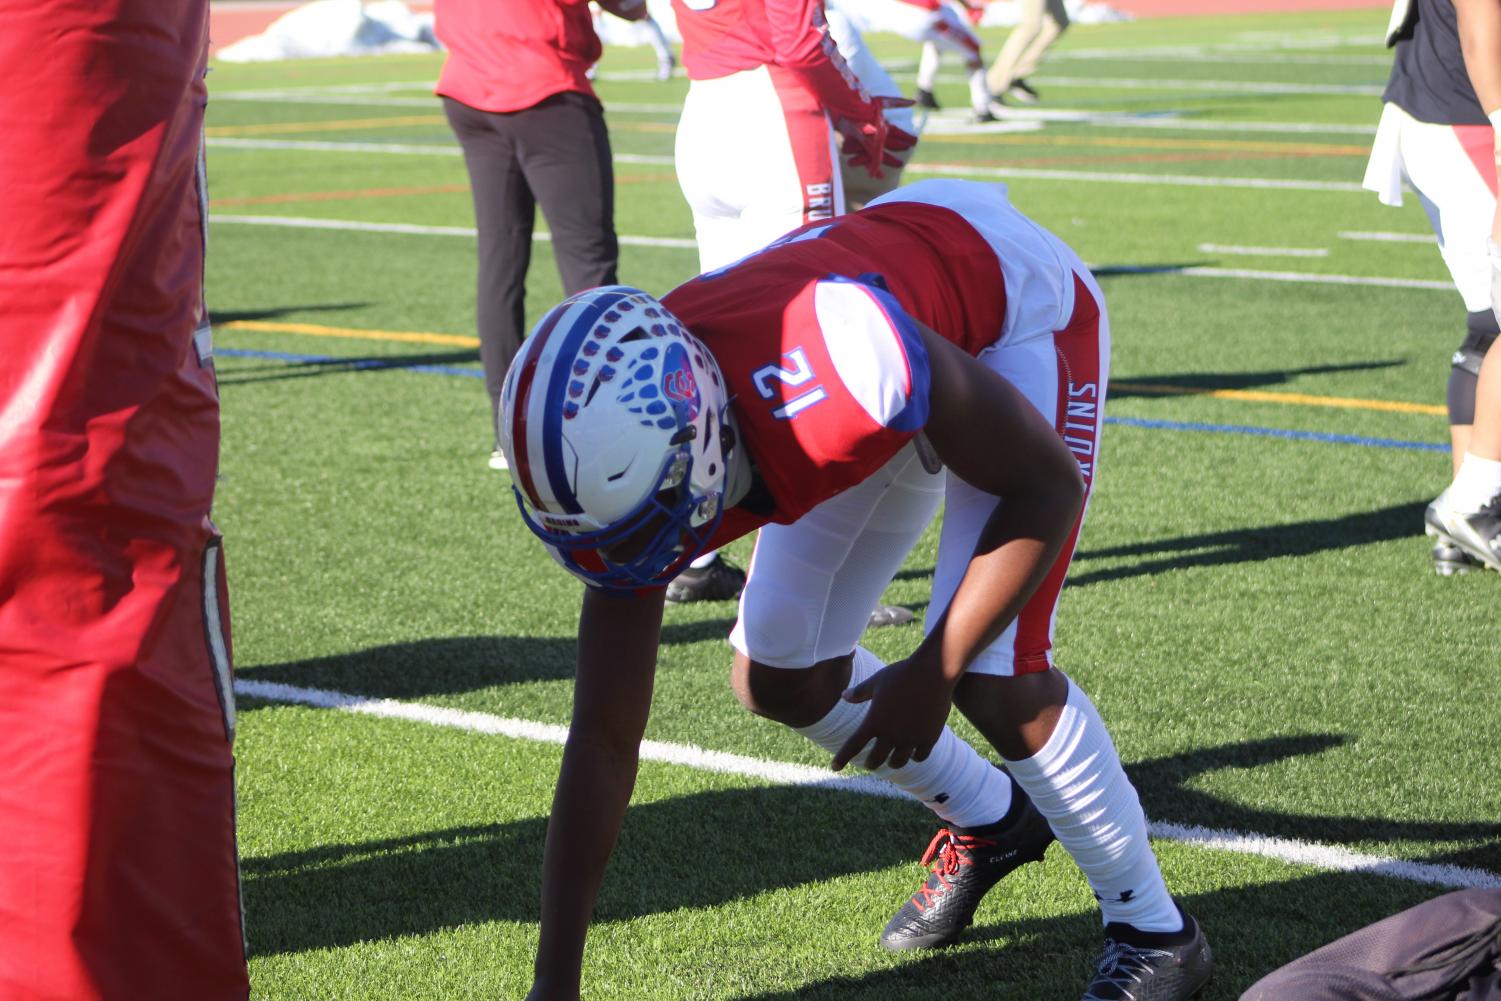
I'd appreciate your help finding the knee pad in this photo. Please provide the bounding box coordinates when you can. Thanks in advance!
[1448,311,1500,425]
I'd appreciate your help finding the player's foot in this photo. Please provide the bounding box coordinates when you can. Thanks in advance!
[915,87,941,110]
[1431,537,1482,576]
[867,603,915,629]
[972,100,1009,123]
[1007,78,1041,104]
[665,554,745,603]
[657,56,676,81]
[879,778,1055,951]
[1424,489,1501,572]
[489,446,509,471]
[1082,906,1214,1001]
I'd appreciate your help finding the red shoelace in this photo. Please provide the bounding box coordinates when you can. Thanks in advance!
[912,829,1000,911]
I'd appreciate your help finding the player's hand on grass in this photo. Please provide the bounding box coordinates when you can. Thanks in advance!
[831,653,954,772]
[836,99,918,179]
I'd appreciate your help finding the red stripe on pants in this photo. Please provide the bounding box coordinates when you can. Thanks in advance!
[768,64,839,224]
[1011,274,1104,674]
[1455,123,1499,198]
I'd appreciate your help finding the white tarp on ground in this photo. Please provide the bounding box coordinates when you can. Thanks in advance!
[216,0,439,62]
[596,0,1130,45]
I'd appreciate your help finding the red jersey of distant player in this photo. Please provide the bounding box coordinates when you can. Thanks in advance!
[660,200,1011,551]
[672,0,874,119]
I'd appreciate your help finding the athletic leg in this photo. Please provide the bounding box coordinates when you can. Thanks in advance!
[443,96,535,440]
[521,92,621,297]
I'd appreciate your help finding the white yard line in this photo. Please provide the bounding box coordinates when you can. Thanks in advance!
[1338,230,1436,244]
[1198,243,1329,258]
[944,75,1385,97]
[208,214,1451,291]
[210,213,696,248]
[236,678,1501,891]
[908,161,1368,192]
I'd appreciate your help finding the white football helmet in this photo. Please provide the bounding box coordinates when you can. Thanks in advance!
[499,286,732,589]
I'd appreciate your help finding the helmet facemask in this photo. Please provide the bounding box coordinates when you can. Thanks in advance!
[501,287,731,589]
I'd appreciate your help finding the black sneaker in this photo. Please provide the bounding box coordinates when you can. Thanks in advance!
[915,87,940,110]
[1008,78,1041,104]
[879,779,1055,951]
[1424,489,1501,572]
[866,603,915,629]
[664,554,745,603]
[1082,906,1214,1001]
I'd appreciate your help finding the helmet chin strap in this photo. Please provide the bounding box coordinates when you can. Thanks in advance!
[718,409,754,510]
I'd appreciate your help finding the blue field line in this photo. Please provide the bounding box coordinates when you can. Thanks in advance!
[217,347,1448,454]
[1106,414,1448,453]
[218,346,484,380]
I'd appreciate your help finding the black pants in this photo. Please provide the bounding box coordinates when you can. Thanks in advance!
[443,92,619,438]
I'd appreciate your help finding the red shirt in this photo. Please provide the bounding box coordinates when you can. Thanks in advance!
[672,0,875,123]
[434,0,599,113]
[663,200,1009,542]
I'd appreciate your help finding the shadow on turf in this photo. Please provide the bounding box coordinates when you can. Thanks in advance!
[1110,358,1405,398]
[734,873,1448,1001]
[236,621,737,697]
[211,304,369,324]
[889,499,1430,590]
[240,733,1498,973]
[215,347,482,386]
[1066,499,1429,586]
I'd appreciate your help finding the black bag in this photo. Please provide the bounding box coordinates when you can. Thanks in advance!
[1240,889,1501,1001]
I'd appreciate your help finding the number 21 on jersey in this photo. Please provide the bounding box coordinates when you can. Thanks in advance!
[753,348,827,420]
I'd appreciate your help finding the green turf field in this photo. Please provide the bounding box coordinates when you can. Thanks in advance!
[206,9,1499,999]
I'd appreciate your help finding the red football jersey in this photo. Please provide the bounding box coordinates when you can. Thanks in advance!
[661,199,1008,549]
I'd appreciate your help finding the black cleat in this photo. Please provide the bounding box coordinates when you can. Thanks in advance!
[1007,78,1041,104]
[880,780,1055,951]
[1082,906,1214,1001]
[866,603,915,629]
[915,87,940,110]
[1424,490,1501,572]
[664,554,745,603]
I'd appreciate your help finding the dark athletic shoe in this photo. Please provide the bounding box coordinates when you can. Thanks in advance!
[866,603,916,629]
[1082,907,1214,1001]
[1008,78,1041,104]
[915,87,941,110]
[664,554,745,603]
[880,781,1055,951]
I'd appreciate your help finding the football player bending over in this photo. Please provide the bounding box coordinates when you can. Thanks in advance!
[501,179,1213,1001]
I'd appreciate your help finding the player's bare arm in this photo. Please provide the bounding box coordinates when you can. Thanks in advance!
[527,585,666,1001]
[833,323,1085,773]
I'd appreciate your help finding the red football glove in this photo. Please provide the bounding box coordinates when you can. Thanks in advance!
[836,97,918,179]
[964,0,987,25]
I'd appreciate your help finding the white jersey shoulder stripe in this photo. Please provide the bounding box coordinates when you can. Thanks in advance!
[813,278,930,431]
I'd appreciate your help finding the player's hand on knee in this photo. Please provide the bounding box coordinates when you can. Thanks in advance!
[831,655,952,772]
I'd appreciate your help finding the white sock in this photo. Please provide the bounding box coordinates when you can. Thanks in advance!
[794,646,1013,828]
[1005,678,1181,933]
[917,43,941,92]
[1448,454,1501,513]
[967,67,992,112]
